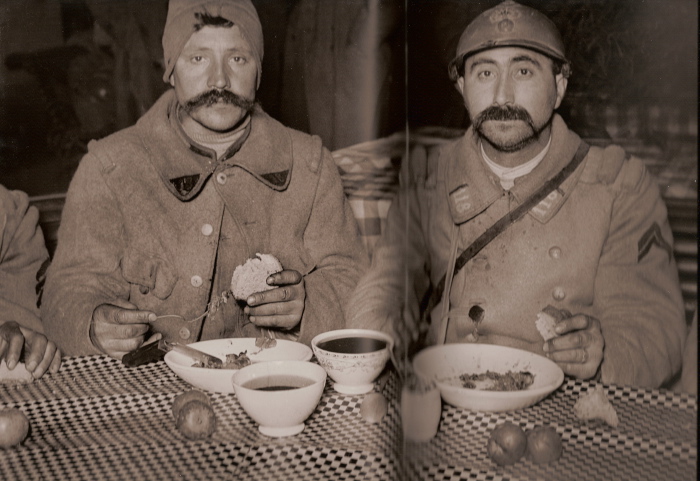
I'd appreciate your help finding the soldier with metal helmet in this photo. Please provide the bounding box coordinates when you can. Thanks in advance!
[347,1,685,388]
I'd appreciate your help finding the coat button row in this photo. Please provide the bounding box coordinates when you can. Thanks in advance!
[201,224,213,236]
[216,172,227,185]
[179,327,191,340]
[191,275,203,287]
[549,246,562,259]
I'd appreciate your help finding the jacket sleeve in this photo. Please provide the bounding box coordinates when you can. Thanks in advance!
[296,147,370,344]
[41,152,131,356]
[344,144,433,343]
[594,156,686,388]
[0,186,49,334]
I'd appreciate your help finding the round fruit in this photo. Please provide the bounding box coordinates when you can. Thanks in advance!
[487,421,527,466]
[360,392,388,424]
[0,408,30,448]
[526,425,563,464]
[176,400,217,440]
[172,390,210,420]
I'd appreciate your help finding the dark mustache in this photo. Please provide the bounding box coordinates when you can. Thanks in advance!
[183,89,255,112]
[473,105,534,129]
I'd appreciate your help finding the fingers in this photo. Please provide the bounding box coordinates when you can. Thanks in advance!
[266,269,303,287]
[91,303,154,358]
[27,340,58,379]
[247,282,305,307]
[0,329,25,369]
[544,314,604,380]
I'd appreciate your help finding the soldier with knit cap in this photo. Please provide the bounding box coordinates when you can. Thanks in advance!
[42,0,368,359]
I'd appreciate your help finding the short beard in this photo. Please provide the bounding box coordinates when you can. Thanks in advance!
[472,105,551,153]
[183,89,256,115]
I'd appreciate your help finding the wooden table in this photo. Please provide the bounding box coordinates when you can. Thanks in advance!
[1,356,400,480]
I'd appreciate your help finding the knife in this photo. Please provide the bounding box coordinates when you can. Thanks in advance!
[122,338,223,368]
[161,340,223,368]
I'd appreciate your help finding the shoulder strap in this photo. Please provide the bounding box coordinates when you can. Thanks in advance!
[420,140,590,324]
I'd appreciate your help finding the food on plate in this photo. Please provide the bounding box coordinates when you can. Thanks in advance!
[487,421,528,465]
[535,305,568,341]
[0,360,33,384]
[192,351,252,369]
[360,392,388,424]
[459,370,535,391]
[0,408,30,448]
[526,425,563,464]
[176,400,217,440]
[253,336,277,353]
[171,390,211,420]
[573,384,620,427]
[230,253,283,301]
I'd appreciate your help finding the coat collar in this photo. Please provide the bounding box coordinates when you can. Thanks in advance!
[136,90,293,201]
[445,114,584,225]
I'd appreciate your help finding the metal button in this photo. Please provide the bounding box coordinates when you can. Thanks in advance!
[549,246,562,259]
[179,327,190,340]
[191,275,203,287]
[139,285,150,295]
[201,224,213,236]
[552,287,566,301]
[216,173,227,185]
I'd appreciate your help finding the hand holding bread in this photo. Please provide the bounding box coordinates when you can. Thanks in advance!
[538,306,604,381]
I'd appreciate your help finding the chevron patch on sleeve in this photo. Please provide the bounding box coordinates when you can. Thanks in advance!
[637,222,673,262]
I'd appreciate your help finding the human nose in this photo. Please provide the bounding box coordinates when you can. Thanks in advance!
[493,72,514,105]
[207,58,230,89]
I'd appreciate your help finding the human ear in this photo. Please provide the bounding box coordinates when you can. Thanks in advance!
[553,74,568,109]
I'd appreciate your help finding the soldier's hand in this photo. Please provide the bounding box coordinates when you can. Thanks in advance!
[91,300,155,359]
[245,270,305,330]
[543,313,604,380]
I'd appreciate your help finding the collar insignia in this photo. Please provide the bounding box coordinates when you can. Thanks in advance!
[449,184,473,215]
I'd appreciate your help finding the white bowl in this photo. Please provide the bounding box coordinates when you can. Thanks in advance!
[164,338,312,393]
[311,329,393,395]
[412,344,564,412]
[231,360,326,437]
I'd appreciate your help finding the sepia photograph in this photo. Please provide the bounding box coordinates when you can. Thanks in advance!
[1,1,696,479]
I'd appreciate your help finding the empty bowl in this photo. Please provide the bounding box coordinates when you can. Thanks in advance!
[231,360,327,437]
[164,338,313,393]
[311,329,393,395]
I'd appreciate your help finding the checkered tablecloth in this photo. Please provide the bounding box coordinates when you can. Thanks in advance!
[402,379,697,481]
[0,356,400,481]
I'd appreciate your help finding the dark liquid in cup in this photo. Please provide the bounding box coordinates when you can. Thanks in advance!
[243,374,316,391]
[317,336,387,354]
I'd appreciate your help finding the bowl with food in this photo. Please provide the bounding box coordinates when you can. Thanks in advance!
[231,360,327,437]
[311,328,393,395]
[412,344,564,412]
[164,337,313,393]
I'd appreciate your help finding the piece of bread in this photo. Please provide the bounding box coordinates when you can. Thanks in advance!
[0,360,34,384]
[573,384,620,427]
[535,305,567,341]
[230,253,283,301]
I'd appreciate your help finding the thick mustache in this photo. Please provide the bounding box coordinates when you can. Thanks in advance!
[183,89,255,112]
[473,105,534,130]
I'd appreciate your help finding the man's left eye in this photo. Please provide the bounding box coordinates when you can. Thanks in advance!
[230,56,246,64]
[515,68,532,78]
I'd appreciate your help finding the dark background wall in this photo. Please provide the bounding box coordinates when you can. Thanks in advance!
[0,0,696,197]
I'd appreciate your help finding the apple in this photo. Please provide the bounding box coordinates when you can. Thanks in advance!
[487,421,527,465]
[0,408,30,448]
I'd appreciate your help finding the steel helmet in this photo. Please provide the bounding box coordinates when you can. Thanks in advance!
[448,0,570,82]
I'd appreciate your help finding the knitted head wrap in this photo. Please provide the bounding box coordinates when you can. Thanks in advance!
[162,0,264,87]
